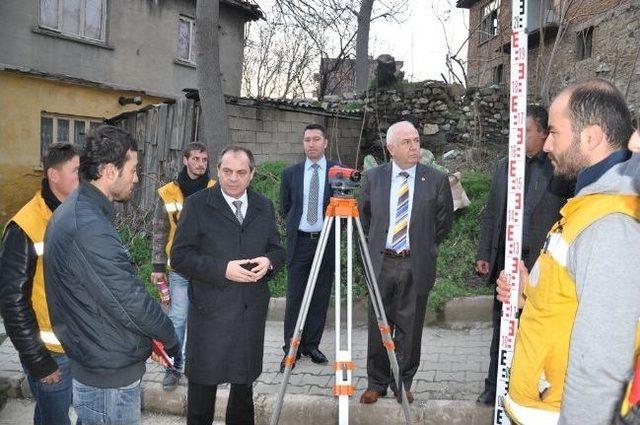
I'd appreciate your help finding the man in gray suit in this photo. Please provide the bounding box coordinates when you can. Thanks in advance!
[475,105,572,405]
[359,121,454,404]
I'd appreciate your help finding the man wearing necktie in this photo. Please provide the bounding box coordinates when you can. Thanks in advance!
[171,146,284,425]
[280,124,339,371]
[359,121,454,404]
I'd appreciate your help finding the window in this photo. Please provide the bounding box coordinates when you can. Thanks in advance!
[39,0,107,42]
[177,15,196,64]
[492,64,504,84]
[576,27,593,61]
[40,113,102,160]
[479,0,500,43]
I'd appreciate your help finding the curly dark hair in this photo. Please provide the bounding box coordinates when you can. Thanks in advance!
[80,125,138,181]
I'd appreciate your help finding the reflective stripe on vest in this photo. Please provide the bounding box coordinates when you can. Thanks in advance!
[33,242,44,256]
[40,331,62,347]
[164,202,183,213]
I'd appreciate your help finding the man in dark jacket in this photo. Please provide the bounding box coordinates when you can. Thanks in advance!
[44,125,178,425]
[0,143,79,425]
[279,123,339,371]
[475,106,572,405]
[171,146,284,425]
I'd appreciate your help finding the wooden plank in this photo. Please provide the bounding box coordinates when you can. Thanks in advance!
[170,99,186,150]
[183,99,195,147]
[156,104,169,163]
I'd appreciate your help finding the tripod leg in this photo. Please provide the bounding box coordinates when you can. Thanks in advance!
[270,216,335,425]
[354,217,413,425]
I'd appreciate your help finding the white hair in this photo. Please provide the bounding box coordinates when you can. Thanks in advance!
[386,121,416,146]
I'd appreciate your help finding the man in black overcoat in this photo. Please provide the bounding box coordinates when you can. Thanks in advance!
[171,146,284,425]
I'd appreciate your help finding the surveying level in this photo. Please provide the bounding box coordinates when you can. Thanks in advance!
[270,166,413,425]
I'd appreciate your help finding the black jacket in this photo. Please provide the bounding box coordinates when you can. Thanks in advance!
[0,222,55,379]
[171,185,284,384]
[359,163,454,296]
[476,154,572,273]
[280,159,339,265]
[44,182,178,388]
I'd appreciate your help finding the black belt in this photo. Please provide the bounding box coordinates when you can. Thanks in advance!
[383,249,411,258]
[298,230,321,239]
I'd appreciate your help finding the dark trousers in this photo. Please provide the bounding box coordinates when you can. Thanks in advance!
[283,233,333,351]
[187,382,254,425]
[367,256,428,393]
[485,294,502,392]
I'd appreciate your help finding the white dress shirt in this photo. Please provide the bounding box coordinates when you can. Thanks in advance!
[298,156,327,232]
[385,162,417,250]
[222,189,248,220]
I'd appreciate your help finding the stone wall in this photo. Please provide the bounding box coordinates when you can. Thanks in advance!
[359,80,509,158]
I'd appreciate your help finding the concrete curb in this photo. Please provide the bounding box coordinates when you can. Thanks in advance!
[10,376,493,424]
[144,387,493,424]
[267,295,493,327]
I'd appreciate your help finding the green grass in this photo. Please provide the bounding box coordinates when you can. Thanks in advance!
[429,170,493,311]
[117,163,494,312]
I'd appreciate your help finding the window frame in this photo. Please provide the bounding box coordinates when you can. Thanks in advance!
[576,26,594,61]
[38,0,108,43]
[40,112,103,161]
[479,0,500,44]
[177,14,197,65]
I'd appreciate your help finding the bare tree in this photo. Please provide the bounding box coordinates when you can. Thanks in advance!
[431,0,469,86]
[275,0,408,97]
[196,0,229,166]
[242,15,317,99]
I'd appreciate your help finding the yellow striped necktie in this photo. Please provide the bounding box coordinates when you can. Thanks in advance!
[391,171,410,252]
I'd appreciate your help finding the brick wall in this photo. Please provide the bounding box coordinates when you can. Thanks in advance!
[464,0,640,113]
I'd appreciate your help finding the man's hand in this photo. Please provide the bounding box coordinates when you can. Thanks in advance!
[150,352,169,367]
[249,257,272,281]
[40,369,61,385]
[475,260,490,276]
[150,272,167,285]
[226,260,259,283]
[496,261,528,309]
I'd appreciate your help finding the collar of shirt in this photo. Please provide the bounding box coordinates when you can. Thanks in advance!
[221,189,248,216]
[575,150,631,194]
[305,155,327,171]
[391,161,417,180]
[527,151,546,164]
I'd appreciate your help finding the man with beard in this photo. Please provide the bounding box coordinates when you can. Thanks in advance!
[0,143,79,424]
[150,142,215,390]
[44,125,178,425]
[475,106,572,405]
[496,79,640,425]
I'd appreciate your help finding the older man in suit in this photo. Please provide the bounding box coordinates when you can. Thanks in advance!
[359,120,454,404]
[475,105,572,405]
[279,124,339,371]
[171,146,284,425]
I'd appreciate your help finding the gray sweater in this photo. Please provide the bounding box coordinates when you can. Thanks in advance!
[559,153,640,424]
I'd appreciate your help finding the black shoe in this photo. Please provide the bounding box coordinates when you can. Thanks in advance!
[476,388,496,405]
[279,354,298,373]
[300,347,328,364]
[162,369,181,391]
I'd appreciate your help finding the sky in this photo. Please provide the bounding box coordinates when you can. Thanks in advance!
[369,0,469,82]
[252,0,470,84]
